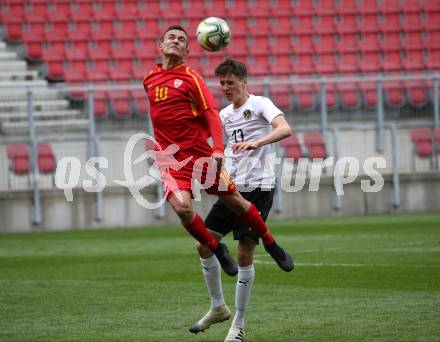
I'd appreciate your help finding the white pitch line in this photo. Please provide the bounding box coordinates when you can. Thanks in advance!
[253,260,440,268]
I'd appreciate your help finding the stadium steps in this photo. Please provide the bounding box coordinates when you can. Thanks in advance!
[0,87,63,101]
[0,109,83,121]
[0,99,71,112]
[0,60,27,71]
[0,69,39,80]
[1,118,90,133]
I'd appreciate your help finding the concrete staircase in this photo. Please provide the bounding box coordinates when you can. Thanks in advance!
[0,41,89,135]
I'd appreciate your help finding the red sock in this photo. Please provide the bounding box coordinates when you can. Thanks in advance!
[182,213,219,251]
[239,203,274,246]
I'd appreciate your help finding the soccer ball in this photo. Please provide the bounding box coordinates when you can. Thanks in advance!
[196,17,231,52]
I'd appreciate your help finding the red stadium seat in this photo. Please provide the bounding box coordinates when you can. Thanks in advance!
[359,52,381,73]
[37,143,56,174]
[269,84,292,110]
[292,1,313,16]
[313,16,334,35]
[423,32,440,51]
[379,32,401,52]
[292,35,314,55]
[269,35,292,55]
[337,53,359,74]
[291,55,314,76]
[377,0,400,14]
[292,16,313,35]
[303,131,327,159]
[271,1,293,17]
[380,52,402,73]
[313,35,334,54]
[63,64,86,84]
[270,17,293,35]
[405,80,428,107]
[7,144,30,175]
[113,20,137,40]
[337,82,361,110]
[115,3,138,20]
[334,34,358,53]
[252,36,270,55]
[314,1,334,16]
[410,128,433,158]
[402,51,425,72]
[313,53,336,75]
[356,1,377,15]
[131,90,149,117]
[248,18,270,36]
[270,54,292,76]
[425,50,440,70]
[401,0,423,13]
[358,14,379,34]
[279,133,302,160]
[359,82,378,108]
[357,33,379,53]
[383,81,406,108]
[292,84,318,111]
[334,1,356,14]
[379,14,401,33]
[334,15,357,34]
[108,91,132,118]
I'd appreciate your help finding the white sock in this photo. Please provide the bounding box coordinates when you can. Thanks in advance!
[200,255,225,308]
[232,264,255,328]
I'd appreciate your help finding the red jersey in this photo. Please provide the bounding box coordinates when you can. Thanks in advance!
[143,63,223,162]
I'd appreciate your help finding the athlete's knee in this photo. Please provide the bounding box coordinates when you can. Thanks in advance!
[196,241,213,258]
[222,193,249,215]
[173,202,194,221]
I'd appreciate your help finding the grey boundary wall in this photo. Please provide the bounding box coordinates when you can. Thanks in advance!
[0,173,439,233]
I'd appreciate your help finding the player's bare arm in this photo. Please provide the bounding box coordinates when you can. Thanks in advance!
[232,115,292,153]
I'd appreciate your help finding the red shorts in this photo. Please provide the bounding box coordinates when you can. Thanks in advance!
[159,158,237,199]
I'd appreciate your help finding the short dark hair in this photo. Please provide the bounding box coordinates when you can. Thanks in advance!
[215,58,247,79]
[161,25,189,41]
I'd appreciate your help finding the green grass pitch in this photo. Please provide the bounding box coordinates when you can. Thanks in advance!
[1,213,440,341]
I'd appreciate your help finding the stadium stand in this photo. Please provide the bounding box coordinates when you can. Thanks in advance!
[410,127,433,158]
[303,131,328,159]
[279,133,303,160]
[7,143,29,174]
[0,0,438,114]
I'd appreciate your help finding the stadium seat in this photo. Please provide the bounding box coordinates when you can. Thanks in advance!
[425,50,440,71]
[313,35,334,54]
[313,53,336,75]
[269,84,292,111]
[292,16,313,35]
[94,91,109,119]
[269,35,292,55]
[6,144,30,175]
[270,54,292,76]
[380,52,402,73]
[248,18,271,36]
[292,35,314,55]
[405,80,428,107]
[359,52,381,73]
[270,17,293,35]
[378,0,400,14]
[334,34,358,53]
[313,16,334,35]
[360,82,378,109]
[291,1,313,16]
[108,91,132,119]
[292,84,318,111]
[356,1,377,15]
[402,51,425,72]
[131,90,149,117]
[357,14,378,34]
[410,128,433,158]
[37,143,56,174]
[291,55,314,76]
[279,133,302,160]
[357,33,380,53]
[379,14,401,33]
[337,82,361,110]
[383,81,406,108]
[379,32,401,53]
[334,15,357,34]
[318,82,338,111]
[303,131,327,159]
[337,53,359,74]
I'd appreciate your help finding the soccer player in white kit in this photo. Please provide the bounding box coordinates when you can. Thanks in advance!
[189,59,293,342]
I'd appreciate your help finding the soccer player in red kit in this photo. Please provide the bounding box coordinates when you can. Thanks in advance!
[143,25,293,277]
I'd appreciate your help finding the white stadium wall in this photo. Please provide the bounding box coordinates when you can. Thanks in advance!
[1,173,439,233]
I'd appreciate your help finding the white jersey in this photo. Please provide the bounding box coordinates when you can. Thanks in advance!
[220,94,283,188]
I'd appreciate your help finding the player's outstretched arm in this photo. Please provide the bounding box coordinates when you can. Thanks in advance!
[232,114,291,153]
